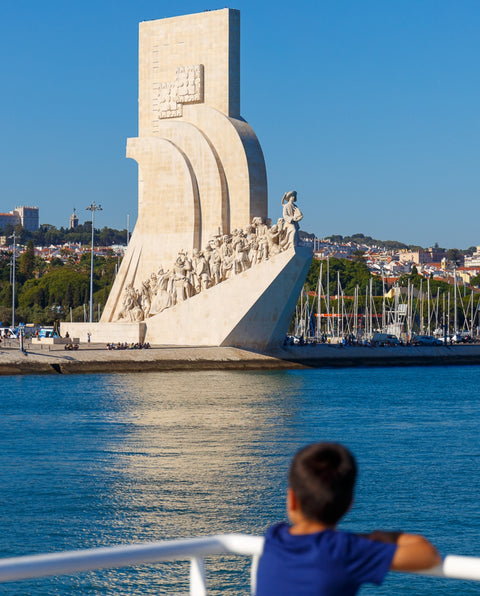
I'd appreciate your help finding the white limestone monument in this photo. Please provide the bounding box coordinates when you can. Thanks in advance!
[63,9,312,349]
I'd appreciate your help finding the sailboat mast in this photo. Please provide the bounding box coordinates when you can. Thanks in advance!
[326,257,330,337]
[453,266,458,334]
[407,281,412,340]
[448,291,451,337]
[337,271,340,339]
[382,269,386,332]
[427,278,431,335]
[317,262,323,340]
[420,279,424,335]
[471,290,474,335]
[371,278,374,335]
[354,285,359,338]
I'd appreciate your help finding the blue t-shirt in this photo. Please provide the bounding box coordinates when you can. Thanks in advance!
[256,523,397,596]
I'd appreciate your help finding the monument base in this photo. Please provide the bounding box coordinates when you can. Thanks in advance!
[144,245,312,350]
[59,322,146,344]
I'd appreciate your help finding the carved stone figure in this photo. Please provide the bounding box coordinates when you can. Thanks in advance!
[182,251,195,298]
[245,224,259,266]
[221,234,234,279]
[253,217,269,262]
[149,272,158,296]
[211,240,223,285]
[118,283,144,322]
[281,190,303,250]
[151,267,172,314]
[232,229,249,274]
[267,224,281,256]
[117,283,134,321]
[193,248,211,292]
[141,279,152,318]
[173,253,188,303]
[276,217,286,246]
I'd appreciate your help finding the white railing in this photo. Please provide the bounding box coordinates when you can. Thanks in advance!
[0,534,479,594]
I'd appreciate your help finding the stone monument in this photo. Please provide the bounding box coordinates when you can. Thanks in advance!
[62,9,312,349]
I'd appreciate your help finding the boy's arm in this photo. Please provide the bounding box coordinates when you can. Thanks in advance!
[363,531,441,571]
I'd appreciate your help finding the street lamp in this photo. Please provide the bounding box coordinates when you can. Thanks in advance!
[9,231,16,328]
[86,201,102,323]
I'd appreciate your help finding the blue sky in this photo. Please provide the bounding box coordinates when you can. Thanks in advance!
[1,0,479,248]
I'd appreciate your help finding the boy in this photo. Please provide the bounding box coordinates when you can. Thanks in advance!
[256,442,440,595]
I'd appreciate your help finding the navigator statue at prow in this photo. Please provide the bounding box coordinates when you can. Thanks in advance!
[281,191,303,250]
[62,9,312,349]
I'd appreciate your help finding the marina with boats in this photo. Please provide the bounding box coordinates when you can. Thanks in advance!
[293,258,480,347]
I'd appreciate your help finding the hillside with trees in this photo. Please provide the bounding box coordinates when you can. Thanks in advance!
[323,233,476,255]
[0,241,117,326]
[1,223,128,247]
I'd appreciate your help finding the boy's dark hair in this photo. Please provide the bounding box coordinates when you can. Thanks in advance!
[288,442,357,525]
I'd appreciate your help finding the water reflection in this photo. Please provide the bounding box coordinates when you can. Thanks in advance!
[103,371,304,539]
[79,370,305,594]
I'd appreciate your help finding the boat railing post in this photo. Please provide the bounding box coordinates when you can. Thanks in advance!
[190,556,207,596]
[250,554,260,595]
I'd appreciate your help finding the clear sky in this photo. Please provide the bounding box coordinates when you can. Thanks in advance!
[1,0,479,249]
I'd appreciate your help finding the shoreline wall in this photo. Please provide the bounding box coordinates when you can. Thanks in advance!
[2,344,480,376]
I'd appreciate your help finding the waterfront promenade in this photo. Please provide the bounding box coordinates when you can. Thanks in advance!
[2,342,480,375]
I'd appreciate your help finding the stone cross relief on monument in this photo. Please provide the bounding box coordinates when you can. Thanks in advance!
[153,65,204,119]
[97,9,312,350]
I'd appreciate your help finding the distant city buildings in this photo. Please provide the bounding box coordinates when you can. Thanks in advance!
[398,247,447,265]
[0,206,39,232]
[312,237,480,289]
[0,211,20,231]
[465,247,480,268]
[0,241,126,261]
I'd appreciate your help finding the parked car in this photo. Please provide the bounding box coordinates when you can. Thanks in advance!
[412,335,443,346]
[452,332,473,344]
[371,333,401,346]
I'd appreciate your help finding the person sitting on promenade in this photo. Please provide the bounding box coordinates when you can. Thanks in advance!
[256,442,440,596]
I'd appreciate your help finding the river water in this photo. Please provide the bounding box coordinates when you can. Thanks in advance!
[0,366,479,594]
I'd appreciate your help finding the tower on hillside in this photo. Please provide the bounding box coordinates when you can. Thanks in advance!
[69,208,79,230]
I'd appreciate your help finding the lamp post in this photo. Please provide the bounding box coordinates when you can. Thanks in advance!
[86,201,102,323]
[9,231,16,328]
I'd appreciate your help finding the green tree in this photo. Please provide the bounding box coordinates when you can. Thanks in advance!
[18,240,35,279]
[352,250,366,263]
[446,248,463,266]
[0,281,12,308]
[470,275,480,287]
[64,283,73,308]
[305,257,375,296]
[35,287,46,308]
[49,257,64,268]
